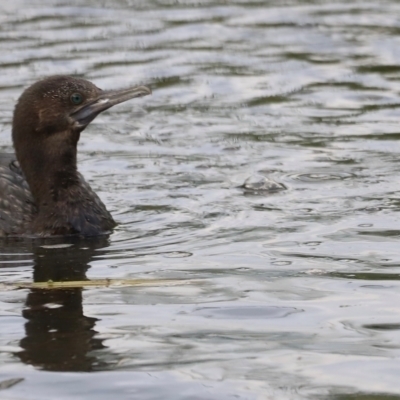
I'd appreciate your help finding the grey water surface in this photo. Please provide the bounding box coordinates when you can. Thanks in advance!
[1,1,400,399]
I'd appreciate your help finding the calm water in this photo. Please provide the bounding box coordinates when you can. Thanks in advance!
[1,1,400,399]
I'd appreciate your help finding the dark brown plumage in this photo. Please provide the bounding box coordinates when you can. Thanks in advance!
[0,75,151,237]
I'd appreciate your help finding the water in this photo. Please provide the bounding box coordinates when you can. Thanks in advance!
[1,0,400,398]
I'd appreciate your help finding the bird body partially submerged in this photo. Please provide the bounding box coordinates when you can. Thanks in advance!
[0,75,151,237]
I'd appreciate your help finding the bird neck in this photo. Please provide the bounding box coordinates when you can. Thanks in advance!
[15,130,82,207]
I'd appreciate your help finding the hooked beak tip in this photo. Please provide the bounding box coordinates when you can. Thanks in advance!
[137,86,152,96]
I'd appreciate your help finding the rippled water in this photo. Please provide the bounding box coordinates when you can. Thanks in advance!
[1,1,400,399]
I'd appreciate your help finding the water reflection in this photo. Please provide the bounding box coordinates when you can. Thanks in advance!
[17,237,110,372]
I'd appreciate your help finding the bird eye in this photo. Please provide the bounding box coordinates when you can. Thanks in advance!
[70,93,83,105]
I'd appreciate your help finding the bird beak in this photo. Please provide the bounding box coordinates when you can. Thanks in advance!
[71,85,151,128]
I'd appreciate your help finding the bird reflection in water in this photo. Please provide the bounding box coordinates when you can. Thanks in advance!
[16,236,111,371]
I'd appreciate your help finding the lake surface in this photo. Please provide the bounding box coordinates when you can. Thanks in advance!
[1,1,400,399]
